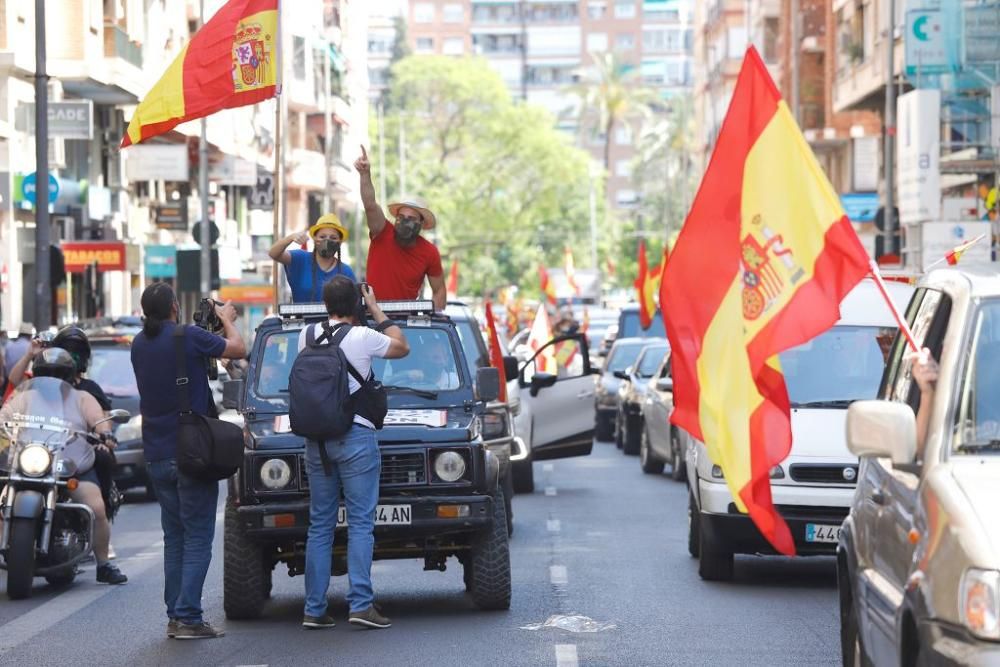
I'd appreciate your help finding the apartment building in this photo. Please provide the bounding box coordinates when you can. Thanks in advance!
[407,0,694,213]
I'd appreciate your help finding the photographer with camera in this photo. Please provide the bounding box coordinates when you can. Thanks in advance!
[269,214,356,303]
[130,282,246,640]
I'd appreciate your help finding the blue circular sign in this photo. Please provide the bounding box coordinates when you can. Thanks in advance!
[21,172,60,206]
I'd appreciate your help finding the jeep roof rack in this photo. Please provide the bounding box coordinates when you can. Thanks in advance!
[278,299,437,319]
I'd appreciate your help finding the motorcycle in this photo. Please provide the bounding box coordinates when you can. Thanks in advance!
[0,376,130,599]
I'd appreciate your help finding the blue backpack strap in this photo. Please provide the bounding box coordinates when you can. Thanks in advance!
[305,324,321,348]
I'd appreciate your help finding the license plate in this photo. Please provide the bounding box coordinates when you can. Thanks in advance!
[337,504,411,527]
[805,523,841,543]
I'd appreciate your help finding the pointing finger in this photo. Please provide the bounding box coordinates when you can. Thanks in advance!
[360,144,368,159]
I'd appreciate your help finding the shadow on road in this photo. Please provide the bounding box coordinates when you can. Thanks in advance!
[722,555,838,589]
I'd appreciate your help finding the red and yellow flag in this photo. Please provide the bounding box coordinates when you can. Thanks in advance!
[634,240,662,330]
[122,0,280,147]
[484,301,508,402]
[945,233,986,265]
[661,48,869,555]
[564,247,580,295]
[539,266,557,305]
[527,304,556,373]
[447,259,459,297]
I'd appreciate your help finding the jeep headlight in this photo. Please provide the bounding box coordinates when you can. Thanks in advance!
[961,568,1000,639]
[115,416,142,443]
[18,445,52,477]
[434,451,467,482]
[259,458,293,491]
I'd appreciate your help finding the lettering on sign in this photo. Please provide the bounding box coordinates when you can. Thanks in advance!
[61,243,127,272]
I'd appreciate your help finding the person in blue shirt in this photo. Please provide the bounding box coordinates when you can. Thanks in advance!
[269,214,356,302]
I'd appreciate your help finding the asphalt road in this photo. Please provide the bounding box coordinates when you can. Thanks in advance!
[0,440,839,666]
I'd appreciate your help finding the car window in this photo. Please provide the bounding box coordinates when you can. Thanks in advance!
[954,299,1000,450]
[455,319,489,371]
[606,342,646,373]
[88,347,138,397]
[619,311,666,338]
[524,336,587,381]
[659,356,672,379]
[881,288,951,411]
[637,346,668,377]
[778,326,897,406]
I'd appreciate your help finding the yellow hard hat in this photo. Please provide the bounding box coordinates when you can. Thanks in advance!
[308,213,348,241]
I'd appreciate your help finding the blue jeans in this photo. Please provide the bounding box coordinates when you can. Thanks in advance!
[147,458,219,624]
[304,425,381,617]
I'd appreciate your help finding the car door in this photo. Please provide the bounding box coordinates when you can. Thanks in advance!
[645,356,673,461]
[519,333,596,460]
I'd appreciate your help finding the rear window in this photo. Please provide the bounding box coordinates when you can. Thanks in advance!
[607,342,646,373]
[620,311,666,338]
[637,345,668,377]
[89,347,138,397]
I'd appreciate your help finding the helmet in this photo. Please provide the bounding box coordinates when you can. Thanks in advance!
[32,348,78,383]
[53,325,91,373]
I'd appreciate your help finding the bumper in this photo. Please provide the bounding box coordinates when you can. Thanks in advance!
[235,494,495,541]
[595,405,617,419]
[920,618,1000,666]
[113,447,148,488]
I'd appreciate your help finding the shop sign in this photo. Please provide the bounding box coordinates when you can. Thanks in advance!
[155,202,188,230]
[219,284,274,304]
[145,245,178,278]
[62,242,126,273]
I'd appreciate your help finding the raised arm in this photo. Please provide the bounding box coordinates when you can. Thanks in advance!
[215,301,248,360]
[8,339,43,388]
[268,230,309,265]
[362,285,409,359]
[354,145,387,239]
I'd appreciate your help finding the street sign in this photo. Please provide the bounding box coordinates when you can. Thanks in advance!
[21,172,60,206]
[14,100,94,139]
[124,144,190,182]
[249,168,275,210]
[155,202,188,231]
[904,9,950,76]
[192,220,221,246]
[897,89,941,225]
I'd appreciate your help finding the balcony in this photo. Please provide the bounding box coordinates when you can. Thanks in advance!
[104,23,142,69]
[832,39,904,113]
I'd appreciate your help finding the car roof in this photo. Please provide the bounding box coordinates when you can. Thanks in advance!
[610,337,659,349]
[922,266,1000,300]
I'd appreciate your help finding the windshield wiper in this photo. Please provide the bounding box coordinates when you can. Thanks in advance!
[382,385,438,399]
[956,440,1000,453]
[790,400,855,409]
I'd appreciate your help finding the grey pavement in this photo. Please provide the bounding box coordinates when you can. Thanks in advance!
[0,440,838,666]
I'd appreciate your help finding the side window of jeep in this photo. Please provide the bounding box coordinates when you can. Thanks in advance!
[880,287,952,412]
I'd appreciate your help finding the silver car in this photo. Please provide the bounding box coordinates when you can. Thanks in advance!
[839,268,1000,666]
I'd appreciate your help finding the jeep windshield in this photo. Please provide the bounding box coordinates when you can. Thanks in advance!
[247,324,470,413]
[780,325,897,408]
[954,300,1000,453]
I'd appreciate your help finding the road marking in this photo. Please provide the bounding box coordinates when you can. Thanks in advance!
[547,519,561,533]
[549,565,568,585]
[545,486,557,497]
[543,463,554,472]
[555,644,578,667]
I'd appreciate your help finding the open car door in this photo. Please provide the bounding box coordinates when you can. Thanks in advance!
[519,334,596,460]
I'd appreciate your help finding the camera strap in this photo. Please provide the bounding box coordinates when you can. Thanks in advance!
[172,326,193,415]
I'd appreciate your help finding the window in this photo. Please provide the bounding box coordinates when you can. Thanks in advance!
[882,287,951,418]
[292,35,306,80]
[616,33,634,50]
[443,37,464,55]
[614,1,636,19]
[637,345,669,378]
[954,300,1000,448]
[614,123,632,145]
[588,1,607,19]
[763,17,779,63]
[615,189,639,207]
[415,37,434,53]
[414,2,435,23]
[587,32,608,51]
[443,3,464,22]
[615,160,631,177]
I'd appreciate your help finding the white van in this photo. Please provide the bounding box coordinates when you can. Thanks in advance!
[685,278,914,581]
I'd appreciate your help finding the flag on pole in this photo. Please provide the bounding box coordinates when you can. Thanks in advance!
[484,302,508,402]
[122,0,281,147]
[526,304,556,374]
[447,259,459,297]
[661,47,870,556]
[565,247,580,294]
[506,297,523,334]
[945,233,987,265]
[634,240,662,330]
[539,266,557,305]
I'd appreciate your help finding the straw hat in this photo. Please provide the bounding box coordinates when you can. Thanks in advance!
[387,196,436,230]
[18,322,34,337]
[308,213,349,241]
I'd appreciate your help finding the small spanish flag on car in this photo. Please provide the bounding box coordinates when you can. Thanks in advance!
[122,0,280,147]
[945,234,987,265]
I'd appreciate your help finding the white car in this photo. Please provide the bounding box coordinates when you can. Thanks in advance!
[686,278,913,580]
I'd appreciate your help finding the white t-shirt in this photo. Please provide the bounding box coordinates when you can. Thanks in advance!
[297,320,392,428]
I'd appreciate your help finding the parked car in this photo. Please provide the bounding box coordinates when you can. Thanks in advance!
[687,278,913,581]
[599,305,666,357]
[594,338,654,441]
[640,351,686,481]
[615,340,668,455]
[839,269,1000,666]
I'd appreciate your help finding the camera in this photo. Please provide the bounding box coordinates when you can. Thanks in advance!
[193,298,225,335]
[355,282,370,325]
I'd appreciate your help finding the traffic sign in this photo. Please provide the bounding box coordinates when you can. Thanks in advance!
[21,172,60,206]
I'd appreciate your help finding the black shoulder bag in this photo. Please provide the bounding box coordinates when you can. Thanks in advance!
[172,326,244,481]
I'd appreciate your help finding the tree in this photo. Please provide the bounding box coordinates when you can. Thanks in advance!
[372,56,603,298]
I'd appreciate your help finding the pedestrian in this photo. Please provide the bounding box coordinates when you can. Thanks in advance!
[354,146,446,310]
[4,323,32,379]
[297,277,409,630]
[269,214,356,303]
[130,282,247,640]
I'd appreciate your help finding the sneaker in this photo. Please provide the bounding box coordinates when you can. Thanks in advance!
[175,621,225,640]
[96,562,128,585]
[167,619,179,638]
[302,614,336,629]
[348,605,391,629]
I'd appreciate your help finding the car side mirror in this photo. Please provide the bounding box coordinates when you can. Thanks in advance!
[222,379,245,411]
[613,370,628,380]
[502,355,519,382]
[476,367,501,403]
[656,377,673,392]
[529,372,558,397]
[109,409,131,424]
[846,400,917,465]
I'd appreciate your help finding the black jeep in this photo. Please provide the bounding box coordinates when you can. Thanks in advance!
[220,300,513,619]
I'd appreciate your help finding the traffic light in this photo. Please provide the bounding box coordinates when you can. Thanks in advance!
[874,206,900,261]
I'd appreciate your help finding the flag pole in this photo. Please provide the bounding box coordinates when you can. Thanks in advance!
[868,260,919,352]
[923,233,987,271]
[271,1,283,313]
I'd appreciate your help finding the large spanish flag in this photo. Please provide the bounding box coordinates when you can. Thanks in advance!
[122,0,280,147]
[661,48,869,555]
[634,240,664,330]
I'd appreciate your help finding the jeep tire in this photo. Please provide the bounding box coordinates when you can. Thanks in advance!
[595,412,614,442]
[224,500,271,620]
[467,493,511,610]
[697,514,734,581]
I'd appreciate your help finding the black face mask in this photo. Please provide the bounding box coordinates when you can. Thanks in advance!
[317,239,340,259]
[394,220,421,243]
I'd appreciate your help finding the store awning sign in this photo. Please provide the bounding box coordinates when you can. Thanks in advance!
[62,242,127,273]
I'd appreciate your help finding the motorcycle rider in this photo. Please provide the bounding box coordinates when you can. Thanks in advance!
[0,349,128,584]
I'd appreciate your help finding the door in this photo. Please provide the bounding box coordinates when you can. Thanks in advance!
[520,334,596,460]
[645,355,674,461]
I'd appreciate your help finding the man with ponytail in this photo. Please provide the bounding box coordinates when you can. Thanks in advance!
[269,214,356,303]
[130,282,246,640]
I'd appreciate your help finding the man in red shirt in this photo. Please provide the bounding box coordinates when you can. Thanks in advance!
[354,146,446,310]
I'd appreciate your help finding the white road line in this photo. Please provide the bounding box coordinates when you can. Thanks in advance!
[549,565,568,585]
[543,463,554,472]
[547,519,561,533]
[555,644,578,667]
[544,486,557,497]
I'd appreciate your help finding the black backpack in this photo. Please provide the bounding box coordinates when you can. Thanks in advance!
[288,322,357,443]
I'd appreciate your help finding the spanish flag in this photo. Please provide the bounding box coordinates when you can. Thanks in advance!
[634,240,663,330]
[945,233,986,265]
[484,301,508,402]
[661,48,869,555]
[122,0,280,147]
[539,266,557,305]
[564,247,580,295]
